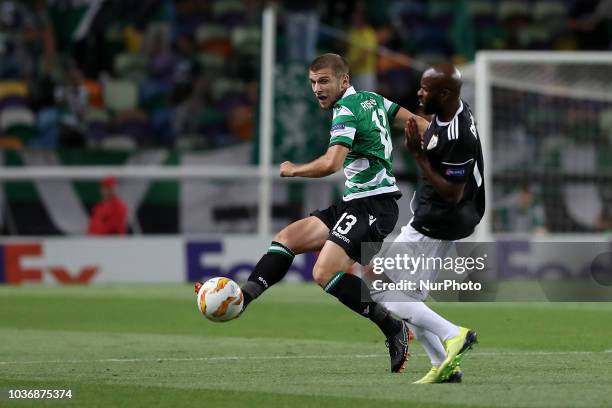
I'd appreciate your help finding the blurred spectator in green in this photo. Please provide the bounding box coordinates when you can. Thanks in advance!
[449,0,476,64]
[496,185,547,234]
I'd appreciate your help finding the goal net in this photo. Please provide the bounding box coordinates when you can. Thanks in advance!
[475,52,612,236]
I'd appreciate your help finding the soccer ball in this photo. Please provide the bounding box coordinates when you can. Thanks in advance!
[196,277,244,322]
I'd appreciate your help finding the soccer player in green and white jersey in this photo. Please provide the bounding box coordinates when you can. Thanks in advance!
[196,53,426,373]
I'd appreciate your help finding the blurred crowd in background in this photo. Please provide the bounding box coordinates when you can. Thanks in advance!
[1,0,612,236]
[0,0,611,150]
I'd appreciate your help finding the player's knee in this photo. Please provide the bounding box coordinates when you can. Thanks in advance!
[273,229,293,251]
[312,263,333,287]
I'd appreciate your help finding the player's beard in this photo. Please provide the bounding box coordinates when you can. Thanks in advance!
[422,97,442,115]
[321,83,348,110]
[322,91,342,110]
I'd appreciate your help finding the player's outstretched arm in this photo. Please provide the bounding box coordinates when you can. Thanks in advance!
[280,144,349,178]
[393,107,429,135]
[405,117,465,204]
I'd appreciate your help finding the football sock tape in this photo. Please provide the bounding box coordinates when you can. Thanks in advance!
[267,241,295,260]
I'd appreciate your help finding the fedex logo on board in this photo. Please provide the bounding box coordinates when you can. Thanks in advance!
[186,241,317,282]
[0,243,99,284]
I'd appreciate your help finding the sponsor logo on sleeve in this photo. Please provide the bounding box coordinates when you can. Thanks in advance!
[331,123,346,131]
[445,167,466,177]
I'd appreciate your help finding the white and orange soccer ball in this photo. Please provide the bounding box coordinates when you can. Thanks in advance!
[196,277,244,322]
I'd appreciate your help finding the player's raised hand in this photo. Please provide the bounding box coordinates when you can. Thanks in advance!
[405,117,424,157]
[280,161,297,177]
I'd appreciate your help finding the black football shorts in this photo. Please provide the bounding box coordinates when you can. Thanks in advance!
[311,194,399,265]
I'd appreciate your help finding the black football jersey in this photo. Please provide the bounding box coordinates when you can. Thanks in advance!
[410,100,485,240]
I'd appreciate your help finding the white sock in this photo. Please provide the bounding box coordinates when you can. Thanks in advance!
[382,298,460,341]
[406,322,446,367]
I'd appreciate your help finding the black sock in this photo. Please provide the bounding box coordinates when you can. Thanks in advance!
[241,241,295,308]
[324,272,401,338]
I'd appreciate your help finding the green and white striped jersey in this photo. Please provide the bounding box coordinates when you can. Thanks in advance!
[329,86,401,201]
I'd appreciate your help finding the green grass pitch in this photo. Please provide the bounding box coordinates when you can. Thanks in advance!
[1,283,611,407]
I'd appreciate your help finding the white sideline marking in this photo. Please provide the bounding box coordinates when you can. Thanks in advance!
[0,351,610,366]
[0,354,381,365]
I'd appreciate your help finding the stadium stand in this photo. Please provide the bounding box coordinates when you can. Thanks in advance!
[0,0,611,234]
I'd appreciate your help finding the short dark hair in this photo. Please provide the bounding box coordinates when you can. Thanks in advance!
[309,53,349,78]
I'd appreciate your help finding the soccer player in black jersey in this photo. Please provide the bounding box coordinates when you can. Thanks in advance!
[371,64,483,383]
